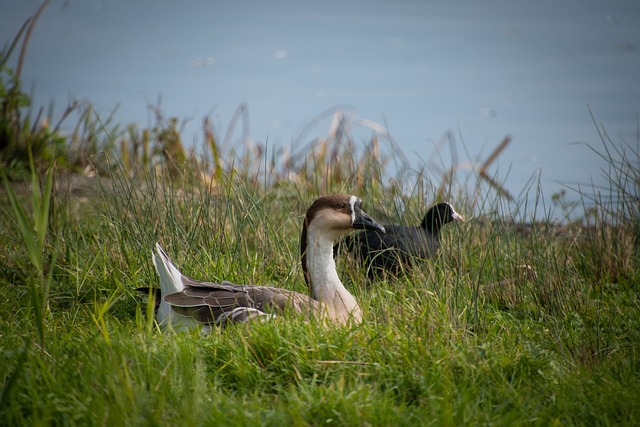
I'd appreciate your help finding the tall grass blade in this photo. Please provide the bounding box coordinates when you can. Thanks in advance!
[1,143,55,347]
[31,146,54,260]
[1,170,42,275]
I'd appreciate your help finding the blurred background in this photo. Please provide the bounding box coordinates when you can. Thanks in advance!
[1,0,639,210]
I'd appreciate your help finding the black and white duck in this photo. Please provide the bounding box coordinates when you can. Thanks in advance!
[341,202,463,278]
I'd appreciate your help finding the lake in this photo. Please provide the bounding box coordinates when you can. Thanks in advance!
[1,0,639,220]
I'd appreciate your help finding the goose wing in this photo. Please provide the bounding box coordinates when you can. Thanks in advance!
[163,278,321,325]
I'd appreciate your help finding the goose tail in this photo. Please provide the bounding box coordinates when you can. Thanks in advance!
[152,243,185,296]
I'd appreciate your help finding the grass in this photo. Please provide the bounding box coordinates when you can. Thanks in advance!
[1,115,639,426]
[1,13,639,418]
[2,8,638,425]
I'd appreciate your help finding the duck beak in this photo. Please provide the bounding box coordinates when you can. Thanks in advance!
[353,209,386,233]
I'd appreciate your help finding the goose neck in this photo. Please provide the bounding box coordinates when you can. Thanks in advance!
[305,225,362,323]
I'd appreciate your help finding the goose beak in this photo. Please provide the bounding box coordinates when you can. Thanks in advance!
[353,209,386,233]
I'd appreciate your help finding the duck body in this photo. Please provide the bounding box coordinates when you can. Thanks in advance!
[148,195,385,331]
[342,202,463,278]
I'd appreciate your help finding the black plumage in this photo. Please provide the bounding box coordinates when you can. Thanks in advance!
[341,202,463,278]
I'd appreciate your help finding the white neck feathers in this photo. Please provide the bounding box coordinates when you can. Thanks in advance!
[306,222,362,324]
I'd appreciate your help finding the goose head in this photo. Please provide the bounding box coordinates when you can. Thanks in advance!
[301,195,385,324]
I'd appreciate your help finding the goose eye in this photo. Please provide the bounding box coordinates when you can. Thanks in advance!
[339,203,346,209]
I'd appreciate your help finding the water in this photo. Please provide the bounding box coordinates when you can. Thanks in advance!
[1,0,639,219]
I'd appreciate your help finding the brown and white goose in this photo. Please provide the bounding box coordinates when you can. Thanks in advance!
[150,195,385,331]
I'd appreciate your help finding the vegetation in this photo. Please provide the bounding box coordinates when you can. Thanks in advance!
[1,101,638,426]
[1,5,639,426]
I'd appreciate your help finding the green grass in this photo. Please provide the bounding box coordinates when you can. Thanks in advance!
[1,115,639,426]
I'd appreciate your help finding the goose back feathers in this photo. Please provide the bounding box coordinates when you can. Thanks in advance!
[342,202,463,278]
[149,195,385,331]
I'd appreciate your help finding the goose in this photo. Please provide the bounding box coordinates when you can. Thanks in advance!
[146,195,385,331]
[340,202,463,278]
